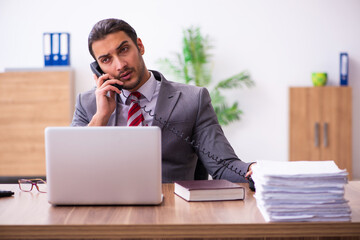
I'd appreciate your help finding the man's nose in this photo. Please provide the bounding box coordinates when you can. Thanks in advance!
[114,56,127,71]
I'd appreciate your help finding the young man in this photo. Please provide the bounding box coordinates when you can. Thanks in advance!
[71,18,254,183]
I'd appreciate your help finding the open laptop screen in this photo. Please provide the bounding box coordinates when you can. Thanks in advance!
[45,126,162,205]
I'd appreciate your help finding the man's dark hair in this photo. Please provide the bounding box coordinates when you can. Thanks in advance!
[88,18,138,59]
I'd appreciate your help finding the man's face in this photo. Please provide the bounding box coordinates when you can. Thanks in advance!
[92,31,148,91]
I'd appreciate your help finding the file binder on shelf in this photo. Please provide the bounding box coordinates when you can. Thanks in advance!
[43,33,52,66]
[43,32,70,67]
[340,52,348,86]
[52,33,61,65]
[59,33,70,66]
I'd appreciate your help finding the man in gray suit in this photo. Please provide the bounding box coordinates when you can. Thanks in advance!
[71,18,254,183]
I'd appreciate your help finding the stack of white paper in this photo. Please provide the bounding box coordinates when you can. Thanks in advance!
[251,160,351,222]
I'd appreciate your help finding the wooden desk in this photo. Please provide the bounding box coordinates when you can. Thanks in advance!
[0,182,359,239]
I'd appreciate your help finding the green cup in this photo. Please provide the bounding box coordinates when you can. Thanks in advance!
[312,72,327,86]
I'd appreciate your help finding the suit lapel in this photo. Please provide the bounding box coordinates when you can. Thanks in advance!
[152,75,181,129]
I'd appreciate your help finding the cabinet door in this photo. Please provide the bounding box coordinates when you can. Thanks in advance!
[289,87,352,179]
[321,87,352,178]
[289,87,321,161]
[0,71,74,177]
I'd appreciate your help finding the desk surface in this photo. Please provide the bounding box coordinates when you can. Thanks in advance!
[0,182,360,239]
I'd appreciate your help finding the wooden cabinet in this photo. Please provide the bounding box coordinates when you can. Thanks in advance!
[0,70,74,177]
[289,87,352,179]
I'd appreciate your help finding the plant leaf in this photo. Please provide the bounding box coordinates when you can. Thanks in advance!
[216,71,254,90]
[215,102,243,126]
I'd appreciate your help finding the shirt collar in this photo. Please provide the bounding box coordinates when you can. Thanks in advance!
[120,71,157,104]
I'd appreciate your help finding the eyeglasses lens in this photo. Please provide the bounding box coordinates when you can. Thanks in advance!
[36,181,47,192]
[19,181,33,191]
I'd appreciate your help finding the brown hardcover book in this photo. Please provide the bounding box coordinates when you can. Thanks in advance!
[174,179,245,201]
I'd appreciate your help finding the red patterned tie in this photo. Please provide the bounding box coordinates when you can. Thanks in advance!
[127,92,144,126]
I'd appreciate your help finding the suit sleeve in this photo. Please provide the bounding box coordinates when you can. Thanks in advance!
[193,87,252,183]
[70,93,90,126]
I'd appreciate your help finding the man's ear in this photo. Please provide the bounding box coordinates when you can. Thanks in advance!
[137,38,145,55]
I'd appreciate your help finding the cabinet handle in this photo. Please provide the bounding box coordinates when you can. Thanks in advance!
[324,122,328,147]
[314,122,320,147]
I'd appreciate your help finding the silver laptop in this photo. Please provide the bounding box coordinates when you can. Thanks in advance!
[45,126,162,205]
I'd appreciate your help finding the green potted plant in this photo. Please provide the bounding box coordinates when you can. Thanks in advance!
[158,26,254,126]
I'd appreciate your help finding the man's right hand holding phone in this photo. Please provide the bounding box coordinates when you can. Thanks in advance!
[88,74,123,126]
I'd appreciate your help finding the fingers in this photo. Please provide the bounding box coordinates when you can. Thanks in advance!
[94,74,122,94]
[245,163,256,179]
[94,73,110,88]
[95,85,122,97]
[245,170,253,179]
[93,73,103,87]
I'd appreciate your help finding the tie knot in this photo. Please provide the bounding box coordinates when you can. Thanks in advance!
[129,92,141,102]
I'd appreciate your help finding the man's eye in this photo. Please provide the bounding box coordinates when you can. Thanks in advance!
[120,47,129,53]
[101,58,110,63]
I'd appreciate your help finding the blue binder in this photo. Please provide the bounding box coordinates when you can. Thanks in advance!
[43,33,52,66]
[59,33,70,66]
[340,52,348,86]
[51,33,61,65]
[43,32,70,66]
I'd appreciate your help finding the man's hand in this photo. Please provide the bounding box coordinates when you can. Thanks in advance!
[245,162,256,179]
[88,74,123,126]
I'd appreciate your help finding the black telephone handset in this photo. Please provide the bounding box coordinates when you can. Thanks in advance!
[90,61,122,91]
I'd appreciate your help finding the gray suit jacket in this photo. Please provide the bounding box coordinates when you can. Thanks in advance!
[71,71,251,183]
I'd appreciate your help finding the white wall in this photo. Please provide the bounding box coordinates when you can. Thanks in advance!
[1,0,359,179]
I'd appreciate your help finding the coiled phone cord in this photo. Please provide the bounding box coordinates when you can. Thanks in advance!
[122,91,246,178]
